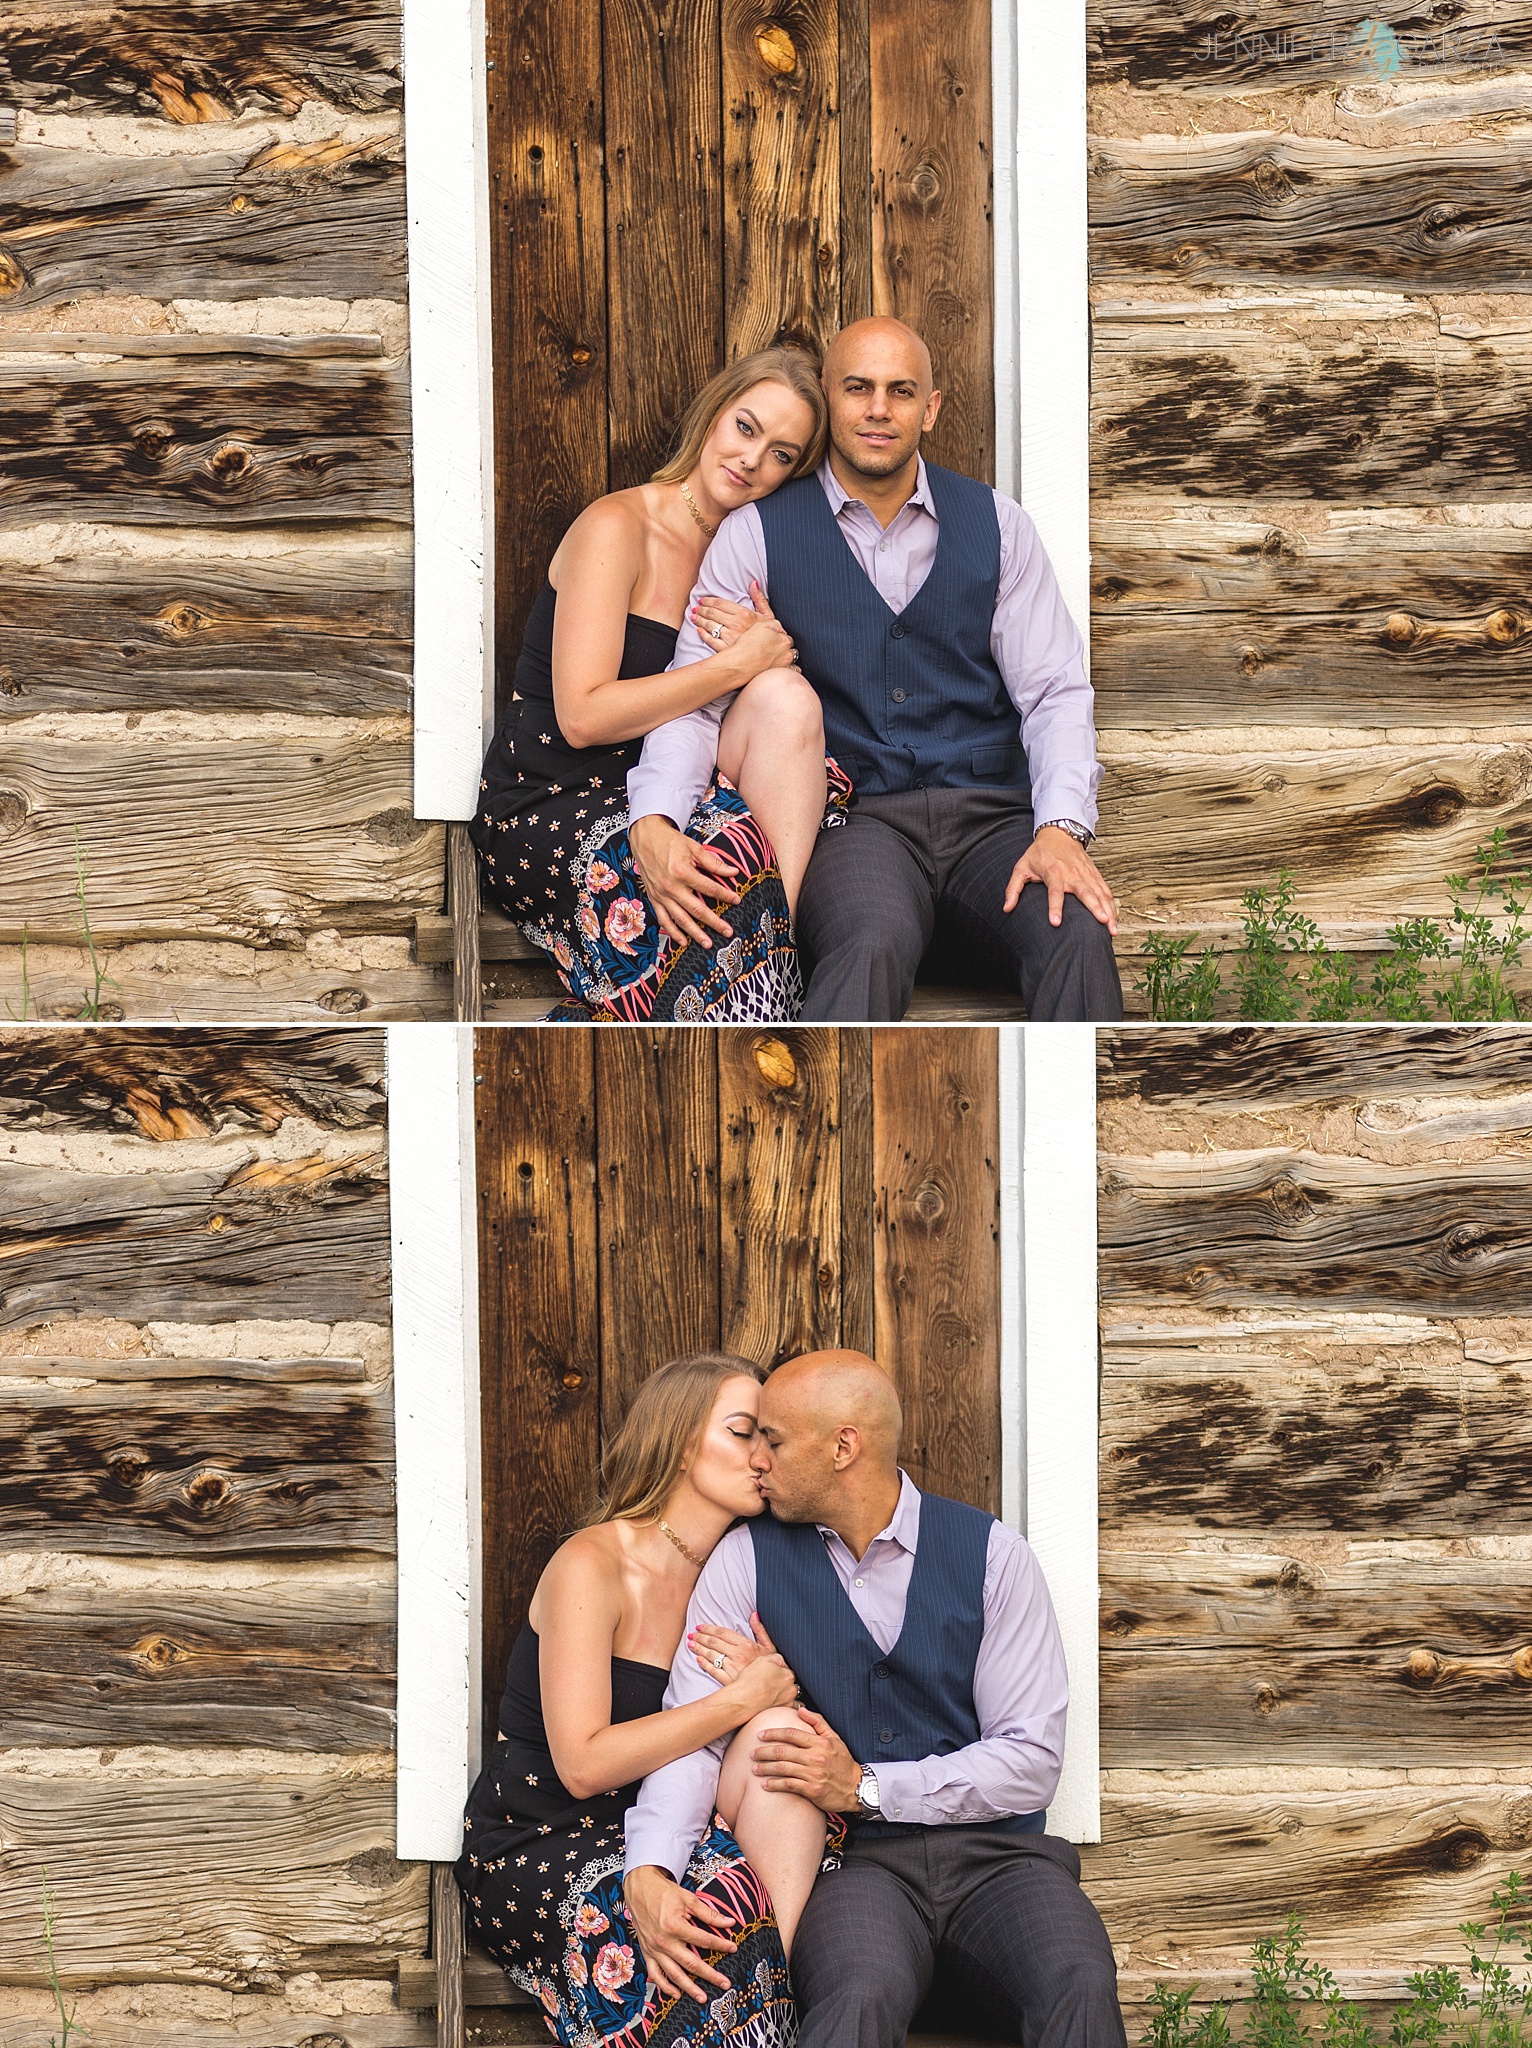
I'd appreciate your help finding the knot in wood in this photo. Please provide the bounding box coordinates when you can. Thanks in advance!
[1385,612,1419,647]
[753,1037,797,1089]
[185,1468,232,1512]
[0,668,19,696]
[156,601,212,639]
[1430,1827,1489,1873]
[107,1448,151,1489]
[367,806,430,848]
[1421,205,1463,240]
[1276,1560,1313,1593]
[207,440,258,489]
[913,1177,946,1224]
[1485,608,1528,646]
[1251,158,1295,205]
[910,161,943,206]
[1238,644,1264,675]
[0,246,26,294]
[1253,1682,1281,1714]
[131,1633,188,1672]
[1404,1647,1443,1686]
[0,789,27,837]
[1511,1645,1532,1683]
[561,1369,584,1390]
[755,23,798,74]
[1410,782,1466,829]
[570,343,593,366]
[317,987,368,1014]
[132,418,176,462]
[1444,1222,1492,1263]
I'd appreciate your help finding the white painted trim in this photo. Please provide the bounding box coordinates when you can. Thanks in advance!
[1018,1025,1101,1844]
[998,1029,1025,1533]
[1010,0,1092,657]
[991,0,1023,502]
[403,0,497,821]
[388,1024,483,1860]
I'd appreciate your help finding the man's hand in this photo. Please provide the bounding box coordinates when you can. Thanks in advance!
[629,813,740,951]
[750,1705,861,1811]
[623,1864,738,2005]
[1004,825,1118,934]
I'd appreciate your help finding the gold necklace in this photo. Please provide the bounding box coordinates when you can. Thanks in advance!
[679,481,718,540]
[657,1518,707,1569]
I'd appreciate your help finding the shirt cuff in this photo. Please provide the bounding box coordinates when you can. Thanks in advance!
[1029,775,1099,837]
[625,760,683,829]
[622,1817,696,1883]
[869,1762,925,1825]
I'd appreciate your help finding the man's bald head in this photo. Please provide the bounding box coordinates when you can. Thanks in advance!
[820,318,942,484]
[753,1350,902,1526]
[823,318,934,396]
[764,1350,902,1449]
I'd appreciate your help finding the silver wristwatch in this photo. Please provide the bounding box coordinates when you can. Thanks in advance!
[1038,818,1094,848]
[854,1765,882,1819]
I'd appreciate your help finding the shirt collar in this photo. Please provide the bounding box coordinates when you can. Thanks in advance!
[818,455,937,524]
[816,1469,922,1557]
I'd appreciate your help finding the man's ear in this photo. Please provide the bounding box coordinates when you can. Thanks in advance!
[831,1424,861,1472]
[922,387,943,434]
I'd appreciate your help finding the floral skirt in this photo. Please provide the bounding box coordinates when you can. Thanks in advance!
[461,1810,795,2048]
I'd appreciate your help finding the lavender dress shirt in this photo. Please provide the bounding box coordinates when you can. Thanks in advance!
[625,457,1102,837]
[623,1471,1069,1882]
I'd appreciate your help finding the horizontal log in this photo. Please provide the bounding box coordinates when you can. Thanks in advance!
[1098,737,1532,925]
[0,1375,394,1553]
[0,2,401,120]
[1083,1784,1532,1962]
[1090,135,1532,293]
[0,138,405,312]
[0,1152,390,1329]
[0,734,441,940]
[1098,1025,1532,1108]
[1100,1347,1530,1527]
[0,2018,435,2048]
[0,1579,394,1749]
[0,333,383,358]
[0,547,411,716]
[1101,1548,1532,1763]
[1092,327,1532,500]
[0,1768,425,1985]
[1,1355,372,1381]
[415,908,539,965]
[0,944,448,1024]
[0,1026,386,1134]
[1090,518,1532,727]
[0,355,410,527]
[1087,0,1531,90]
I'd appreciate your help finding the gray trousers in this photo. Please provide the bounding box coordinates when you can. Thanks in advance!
[791,1828,1127,2048]
[797,788,1124,1023]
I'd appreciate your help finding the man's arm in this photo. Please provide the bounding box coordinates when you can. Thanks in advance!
[991,496,1101,837]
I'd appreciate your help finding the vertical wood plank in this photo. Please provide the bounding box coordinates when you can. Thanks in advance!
[475,1028,598,1749]
[869,0,995,481]
[595,1031,722,1432]
[719,1030,843,1368]
[872,1027,1001,1511]
[487,0,607,717]
[605,0,726,488]
[721,0,843,358]
[837,0,874,328]
[838,1028,875,1354]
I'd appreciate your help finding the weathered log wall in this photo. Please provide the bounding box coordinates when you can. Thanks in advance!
[1087,19,1532,1011]
[0,1028,431,2046]
[0,3,448,1022]
[1092,1027,1532,2011]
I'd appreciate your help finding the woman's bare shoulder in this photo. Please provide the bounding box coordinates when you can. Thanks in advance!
[551,489,651,582]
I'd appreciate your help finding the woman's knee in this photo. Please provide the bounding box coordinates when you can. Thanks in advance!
[734,667,824,744]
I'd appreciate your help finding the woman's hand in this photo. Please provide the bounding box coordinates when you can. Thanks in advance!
[692,581,796,677]
[726,1649,799,1716]
[688,1611,781,1685]
[629,814,741,951]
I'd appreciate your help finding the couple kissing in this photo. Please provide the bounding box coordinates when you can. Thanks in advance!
[455,1350,1127,2047]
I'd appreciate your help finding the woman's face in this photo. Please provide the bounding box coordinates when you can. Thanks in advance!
[678,1375,766,1520]
[697,380,817,511]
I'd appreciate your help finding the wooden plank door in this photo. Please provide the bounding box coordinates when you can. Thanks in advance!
[475,1024,1000,1742]
[485,0,995,713]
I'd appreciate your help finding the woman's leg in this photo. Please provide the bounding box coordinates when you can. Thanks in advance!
[716,1709,828,1957]
[716,670,829,921]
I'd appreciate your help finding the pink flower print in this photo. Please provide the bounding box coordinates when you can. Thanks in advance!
[593,1943,636,1997]
[604,895,648,956]
[540,1982,561,2013]
[553,937,574,971]
[577,903,601,943]
[573,1902,609,1938]
[588,858,620,893]
[566,1948,589,1987]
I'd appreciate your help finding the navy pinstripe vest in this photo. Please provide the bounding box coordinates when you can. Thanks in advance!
[750,1489,1045,1839]
[755,463,1025,800]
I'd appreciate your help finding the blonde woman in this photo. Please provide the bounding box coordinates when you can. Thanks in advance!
[469,349,851,1023]
[455,1354,830,2048]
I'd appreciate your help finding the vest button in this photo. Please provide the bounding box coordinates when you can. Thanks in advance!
[878,1729,894,1743]
[891,624,906,640]
[872,1662,889,1677]
[891,689,906,703]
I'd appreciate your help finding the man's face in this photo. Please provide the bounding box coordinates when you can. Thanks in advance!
[751,1382,839,1524]
[825,334,941,479]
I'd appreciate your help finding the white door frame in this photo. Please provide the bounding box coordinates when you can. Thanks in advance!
[388,1025,1102,1861]
[402,0,1092,820]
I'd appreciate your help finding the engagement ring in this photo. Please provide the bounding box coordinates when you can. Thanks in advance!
[714,1653,725,1668]
[712,625,723,641]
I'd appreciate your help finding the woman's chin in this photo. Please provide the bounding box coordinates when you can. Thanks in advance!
[733,1492,767,1518]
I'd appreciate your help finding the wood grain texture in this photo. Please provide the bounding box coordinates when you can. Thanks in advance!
[1087,0,1530,91]
[0,1580,394,1749]
[872,1028,1000,1511]
[0,548,411,716]
[0,1026,386,1135]
[0,947,447,1025]
[0,353,411,528]
[1099,1349,1531,1529]
[0,139,405,312]
[1089,518,1532,728]
[448,821,483,1025]
[838,0,874,325]
[0,1150,390,1329]
[432,1862,466,2048]
[0,734,440,939]
[475,1028,599,1748]
[0,1769,425,1984]
[0,2019,433,2048]
[0,2,402,120]
[1098,738,1532,925]
[0,1376,394,1553]
[1101,1548,1532,1764]
[1090,137,1532,293]
[488,0,607,714]
[1098,1149,1532,1316]
[604,0,724,488]
[595,1031,721,1429]
[722,0,842,357]
[718,1030,844,1368]
[1092,327,1532,501]
[839,1028,876,1356]
[1098,1024,1532,1109]
[870,0,994,479]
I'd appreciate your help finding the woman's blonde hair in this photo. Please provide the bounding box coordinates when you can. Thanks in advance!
[583,1351,764,1528]
[652,348,827,486]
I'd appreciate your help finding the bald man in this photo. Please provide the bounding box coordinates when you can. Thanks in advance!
[626,320,1123,1022]
[623,1351,1127,2048]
